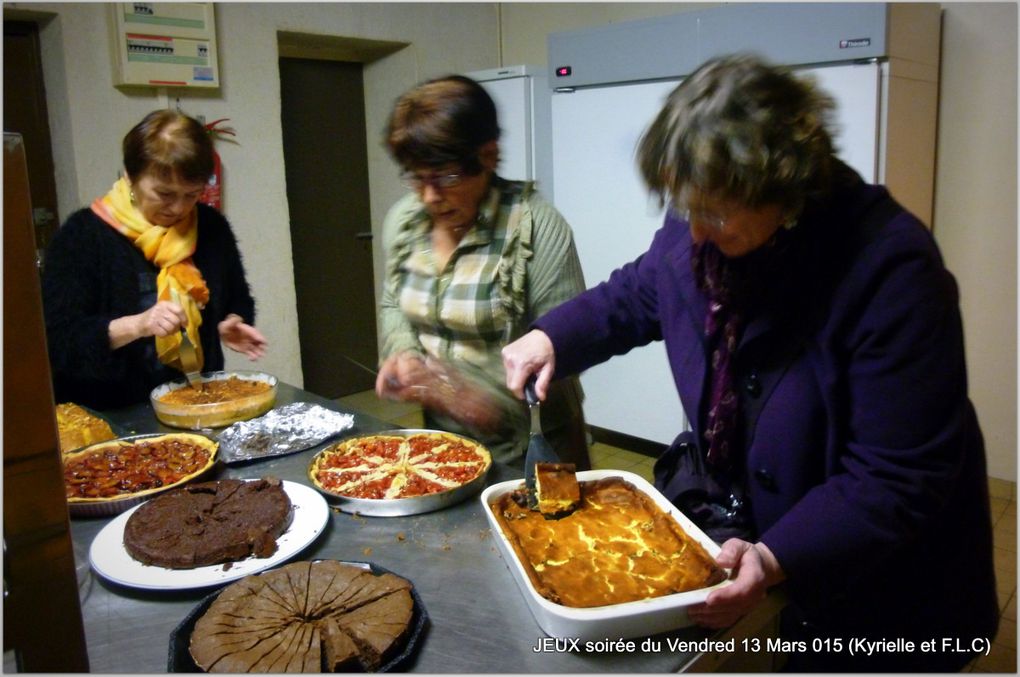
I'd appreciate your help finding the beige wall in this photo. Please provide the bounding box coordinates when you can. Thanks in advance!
[932,3,1017,481]
[15,2,499,388]
[498,2,1017,481]
[499,2,706,64]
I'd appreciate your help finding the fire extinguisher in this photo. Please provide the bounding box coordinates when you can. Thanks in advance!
[200,118,236,211]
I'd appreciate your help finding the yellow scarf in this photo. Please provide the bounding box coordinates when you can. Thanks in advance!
[91,177,208,372]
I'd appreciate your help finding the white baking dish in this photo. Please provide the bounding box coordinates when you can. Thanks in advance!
[480,469,731,640]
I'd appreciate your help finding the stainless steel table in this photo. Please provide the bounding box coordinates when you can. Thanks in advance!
[70,382,762,673]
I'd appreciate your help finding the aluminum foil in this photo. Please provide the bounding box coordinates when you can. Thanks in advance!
[217,402,354,464]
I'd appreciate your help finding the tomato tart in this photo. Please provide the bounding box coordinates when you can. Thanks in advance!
[308,431,491,515]
[63,432,217,516]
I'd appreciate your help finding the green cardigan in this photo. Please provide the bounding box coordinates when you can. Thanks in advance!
[378,177,587,463]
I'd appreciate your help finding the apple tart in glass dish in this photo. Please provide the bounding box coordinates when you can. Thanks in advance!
[150,370,277,429]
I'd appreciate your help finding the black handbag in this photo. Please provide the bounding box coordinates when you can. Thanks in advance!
[652,431,754,544]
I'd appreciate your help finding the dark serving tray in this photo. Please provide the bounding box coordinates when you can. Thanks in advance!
[168,559,430,672]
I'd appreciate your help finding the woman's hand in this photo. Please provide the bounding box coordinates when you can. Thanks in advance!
[375,352,429,401]
[108,300,188,349]
[686,539,785,629]
[501,329,556,400]
[218,314,268,360]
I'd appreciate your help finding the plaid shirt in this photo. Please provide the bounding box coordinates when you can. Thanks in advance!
[379,177,587,461]
[381,178,584,366]
[397,186,515,366]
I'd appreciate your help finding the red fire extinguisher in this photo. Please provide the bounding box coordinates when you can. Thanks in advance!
[200,118,236,211]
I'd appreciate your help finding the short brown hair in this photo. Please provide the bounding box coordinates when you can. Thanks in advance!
[122,109,214,185]
[638,54,836,214]
[385,75,499,174]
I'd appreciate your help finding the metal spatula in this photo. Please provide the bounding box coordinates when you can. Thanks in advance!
[170,289,202,390]
[524,375,560,509]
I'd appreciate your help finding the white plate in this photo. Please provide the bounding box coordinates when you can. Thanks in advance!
[89,480,328,590]
[481,469,732,640]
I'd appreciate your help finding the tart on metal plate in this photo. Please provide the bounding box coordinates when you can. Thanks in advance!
[63,432,218,517]
[308,430,492,516]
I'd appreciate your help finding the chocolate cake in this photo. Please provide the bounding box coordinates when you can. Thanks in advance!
[123,478,292,569]
[189,560,415,673]
[321,618,361,672]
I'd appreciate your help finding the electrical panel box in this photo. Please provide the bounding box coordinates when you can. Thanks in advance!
[109,3,219,89]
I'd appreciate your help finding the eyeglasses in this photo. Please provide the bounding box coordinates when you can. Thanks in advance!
[680,206,731,231]
[401,171,465,191]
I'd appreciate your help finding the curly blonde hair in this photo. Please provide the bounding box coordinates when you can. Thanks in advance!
[638,54,836,215]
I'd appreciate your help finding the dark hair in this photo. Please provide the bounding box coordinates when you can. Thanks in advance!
[385,75,500,174]
[638,53,836,214]
[122,109,214,185]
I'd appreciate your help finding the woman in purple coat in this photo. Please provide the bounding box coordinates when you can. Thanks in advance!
[502,54,998,672]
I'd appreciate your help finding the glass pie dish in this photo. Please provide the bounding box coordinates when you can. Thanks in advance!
[150,370,278,430]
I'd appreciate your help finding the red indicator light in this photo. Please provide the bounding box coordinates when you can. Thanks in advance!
[556,66,572,77]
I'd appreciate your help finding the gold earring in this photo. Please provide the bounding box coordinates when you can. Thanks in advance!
[130,190,137,204]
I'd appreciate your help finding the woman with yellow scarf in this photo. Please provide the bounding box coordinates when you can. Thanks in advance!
[42,110,267,409]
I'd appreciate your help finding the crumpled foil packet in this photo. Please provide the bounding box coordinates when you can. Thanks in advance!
[217,402,354,464]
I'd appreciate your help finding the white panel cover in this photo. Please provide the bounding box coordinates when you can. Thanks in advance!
[552,79,687,444]
[479,77,532,181]
[803,62,881,182]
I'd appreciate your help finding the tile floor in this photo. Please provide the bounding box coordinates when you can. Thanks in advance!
[336,390,1015,672]
[968,476,1018,673]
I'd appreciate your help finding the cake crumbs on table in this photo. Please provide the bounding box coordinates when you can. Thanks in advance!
[363,547,373,556]
[396,532,406,542]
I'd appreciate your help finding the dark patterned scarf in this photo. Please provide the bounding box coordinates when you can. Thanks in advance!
[692,242,746,471]
[692,230,798,471]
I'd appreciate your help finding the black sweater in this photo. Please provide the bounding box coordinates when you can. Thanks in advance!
[42,204,256,409]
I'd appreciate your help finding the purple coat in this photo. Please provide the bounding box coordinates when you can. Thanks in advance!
[535,169,997,667]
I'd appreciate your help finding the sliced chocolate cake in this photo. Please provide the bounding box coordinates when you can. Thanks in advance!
[189,560,416,673]
[123,478,292,569]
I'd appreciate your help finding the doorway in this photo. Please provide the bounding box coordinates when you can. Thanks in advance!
[4,19,60,261]
[279,57,378,398]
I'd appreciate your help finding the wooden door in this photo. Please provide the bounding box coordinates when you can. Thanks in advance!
[279,57,378,398]
[3,133,89,671]
[3,20,60,259]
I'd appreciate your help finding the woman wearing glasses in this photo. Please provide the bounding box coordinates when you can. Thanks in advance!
[42,110,267,409]
[501,55,996,671]
[376,74,590,468]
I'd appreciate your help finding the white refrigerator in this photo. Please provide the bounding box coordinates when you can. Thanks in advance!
[466,65,554,197]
